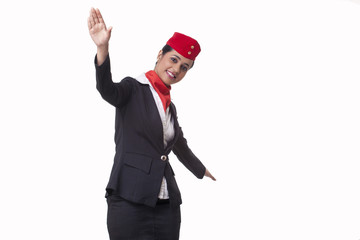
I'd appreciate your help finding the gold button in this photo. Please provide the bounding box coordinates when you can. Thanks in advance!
[161,155,167,161]
[191,45,194,49]
[188,51,192,55]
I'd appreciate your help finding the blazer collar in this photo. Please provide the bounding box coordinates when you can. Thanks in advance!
[135,73,150,85]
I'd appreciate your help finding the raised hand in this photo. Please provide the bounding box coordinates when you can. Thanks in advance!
[88,8,112,48]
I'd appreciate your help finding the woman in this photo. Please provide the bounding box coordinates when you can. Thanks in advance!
[88,8,216,240]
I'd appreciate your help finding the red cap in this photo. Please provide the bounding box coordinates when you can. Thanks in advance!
[166,32,201,61]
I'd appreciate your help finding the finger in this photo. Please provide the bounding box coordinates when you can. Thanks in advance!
[88,9,96,28]
[88,10,95,30]
[87,17,92,30]
[95,8,105,25]
[207,171,216,181]
[91,8,99,24]
[88,15,95,30]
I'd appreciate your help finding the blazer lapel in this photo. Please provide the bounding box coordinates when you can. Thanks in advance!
[164,102,180,154]
[136,75,179,154]
[141,86,165,152]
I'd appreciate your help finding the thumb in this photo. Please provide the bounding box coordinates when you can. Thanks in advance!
[107,26,113,35]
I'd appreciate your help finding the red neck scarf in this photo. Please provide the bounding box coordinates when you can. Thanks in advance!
[145,70,171,112]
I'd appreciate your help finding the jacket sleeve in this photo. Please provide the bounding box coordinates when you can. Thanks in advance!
[95,54,134,108]
[172,126,206,179]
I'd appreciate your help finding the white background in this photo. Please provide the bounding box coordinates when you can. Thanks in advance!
[1,0,360,239]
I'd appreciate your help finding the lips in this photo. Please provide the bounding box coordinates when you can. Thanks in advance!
[166,70,176,79]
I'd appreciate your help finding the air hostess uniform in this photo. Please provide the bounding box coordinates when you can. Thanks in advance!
[94,32,206,240]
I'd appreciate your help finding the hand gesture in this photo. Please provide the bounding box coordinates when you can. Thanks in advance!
[88,8,112,48]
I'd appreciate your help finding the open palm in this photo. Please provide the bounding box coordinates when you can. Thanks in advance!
[88,8,112,47]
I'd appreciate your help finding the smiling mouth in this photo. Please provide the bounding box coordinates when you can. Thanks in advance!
[166,70,176,79]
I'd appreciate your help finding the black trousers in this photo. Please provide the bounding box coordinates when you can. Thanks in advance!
[107,196,181,240]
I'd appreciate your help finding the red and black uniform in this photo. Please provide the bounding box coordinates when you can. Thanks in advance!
[95,32,204,240]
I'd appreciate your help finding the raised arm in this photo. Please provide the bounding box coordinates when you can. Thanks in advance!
[88,8,112,65]
[88,8,134,108]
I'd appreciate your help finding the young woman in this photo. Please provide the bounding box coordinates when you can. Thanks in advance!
[88,8,216,240]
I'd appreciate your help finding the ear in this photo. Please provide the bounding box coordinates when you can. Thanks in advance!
[157,50,163,61]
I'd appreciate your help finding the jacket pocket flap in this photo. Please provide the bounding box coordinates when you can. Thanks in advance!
[123,152,152,174]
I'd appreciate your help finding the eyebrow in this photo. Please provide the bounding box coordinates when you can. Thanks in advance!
[173,55,190,68]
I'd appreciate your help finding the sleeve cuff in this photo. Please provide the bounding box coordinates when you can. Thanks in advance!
[94,53,110,68]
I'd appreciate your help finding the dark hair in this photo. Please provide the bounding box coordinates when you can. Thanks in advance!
[161,44,174,55]
[159,44,195,69]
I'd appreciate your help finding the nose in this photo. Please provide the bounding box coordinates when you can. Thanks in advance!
[173,63,181,75]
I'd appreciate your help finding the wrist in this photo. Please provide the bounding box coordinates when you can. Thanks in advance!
[97,44,109,54]
[96,44,109,66]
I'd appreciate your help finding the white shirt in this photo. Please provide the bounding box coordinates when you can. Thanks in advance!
[135,73,175,199]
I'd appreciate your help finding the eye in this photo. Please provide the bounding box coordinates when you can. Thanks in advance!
[170,57,177,63]
[181,65,188,72]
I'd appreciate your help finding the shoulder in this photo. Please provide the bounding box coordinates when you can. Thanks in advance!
[118,75,150,97]
[121,73,150,87]
[120,75,147,88]
[133,73,150,86]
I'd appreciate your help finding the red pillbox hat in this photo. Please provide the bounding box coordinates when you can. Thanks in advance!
[166,32,201,61]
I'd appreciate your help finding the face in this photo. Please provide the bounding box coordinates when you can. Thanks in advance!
[154,49,194,86]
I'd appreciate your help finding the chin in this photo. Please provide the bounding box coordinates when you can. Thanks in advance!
[164,80,172,87]
[159,76,172,86]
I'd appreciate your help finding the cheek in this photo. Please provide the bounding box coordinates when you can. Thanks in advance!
[181,71,188,78]
[176,72,187,82]
[155,61,167,73]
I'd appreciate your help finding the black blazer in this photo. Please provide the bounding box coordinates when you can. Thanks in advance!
[95,55,206,208]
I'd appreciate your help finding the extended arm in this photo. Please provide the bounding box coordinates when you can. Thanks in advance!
[173,127,216,181]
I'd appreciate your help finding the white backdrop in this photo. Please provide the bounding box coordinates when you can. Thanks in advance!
[1,0,360,239]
